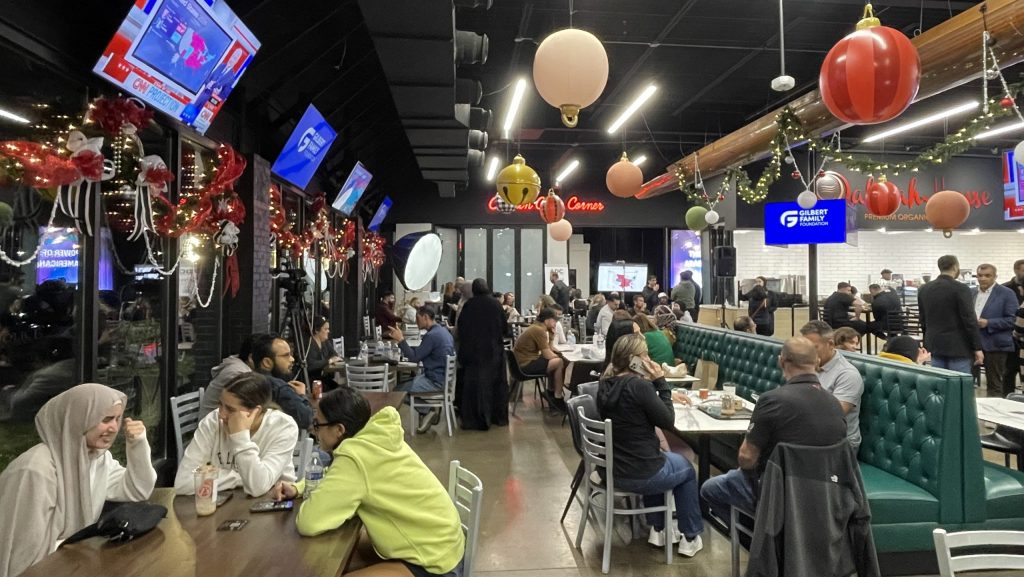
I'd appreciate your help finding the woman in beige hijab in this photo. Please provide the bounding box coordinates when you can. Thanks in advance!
[0,383,157,577]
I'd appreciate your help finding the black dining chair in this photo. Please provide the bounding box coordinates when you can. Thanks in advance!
[980,392,1024,471]
[561,392,599,523]
[506,349,548,415]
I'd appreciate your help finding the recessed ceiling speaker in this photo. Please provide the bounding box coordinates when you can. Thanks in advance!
[470,107,492,131]
[468,129,488,150]
[455,30,489,65]
[392,232,444,291]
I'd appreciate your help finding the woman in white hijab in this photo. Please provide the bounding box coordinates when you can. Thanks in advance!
[0,383,156,577]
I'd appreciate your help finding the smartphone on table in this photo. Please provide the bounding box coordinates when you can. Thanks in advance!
[250,500,294,513]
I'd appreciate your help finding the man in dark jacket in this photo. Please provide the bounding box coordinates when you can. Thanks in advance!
[548,270,571,310]
[974,264,1019,397]
[641,275,661,311]
[917,255,983,374]
[699,337,846,525]
[867,284,903,337]
[1003,259,1024,391]
[250,334,313,430]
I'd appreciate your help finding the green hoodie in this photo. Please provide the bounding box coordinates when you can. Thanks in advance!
[295,407,465,574]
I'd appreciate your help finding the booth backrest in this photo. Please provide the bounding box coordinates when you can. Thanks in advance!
[674,322,972,524]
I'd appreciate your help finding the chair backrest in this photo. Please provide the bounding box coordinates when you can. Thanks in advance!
[345,363,390,392]
[293,433,313,480]
[576,381,599,400]
[566,394,599,458]
[448,460,483,577]
[170,387,205,463]
[505,349,533,381]
[332,337,345,357]
[933,529,1024,576]
[577,407,615,489]
[511,323,524,341]
[403,323,420,336]
[362,316,372,338]
[444,354,458,403]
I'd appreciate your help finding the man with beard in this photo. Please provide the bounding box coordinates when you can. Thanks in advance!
[250,334,313,429]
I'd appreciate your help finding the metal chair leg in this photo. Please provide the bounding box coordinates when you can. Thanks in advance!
[731,507,741,577]
[560,461,584,523]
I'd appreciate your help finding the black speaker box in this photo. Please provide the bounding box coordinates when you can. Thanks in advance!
[714,246,736,277]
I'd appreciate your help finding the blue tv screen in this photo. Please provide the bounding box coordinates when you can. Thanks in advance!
[764,199,848,245]
[367,196,392,231]
[270,105,337,190]
[36,228,114,291]
[331,161,373,216]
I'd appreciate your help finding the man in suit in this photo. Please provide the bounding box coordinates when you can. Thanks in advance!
[917,255,983,374]
[974,264,1019,397]
[548,270,571,311]
[1003,259,1024,391]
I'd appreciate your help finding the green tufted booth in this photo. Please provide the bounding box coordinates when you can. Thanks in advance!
[673,322,1024,554]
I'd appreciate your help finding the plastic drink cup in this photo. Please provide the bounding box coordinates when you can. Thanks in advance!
[194,464,218,516]
[312,380,323,401]
[699,388,709,400]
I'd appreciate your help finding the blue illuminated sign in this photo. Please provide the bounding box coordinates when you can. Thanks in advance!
[764,199,849,245]
[271,105,337,190]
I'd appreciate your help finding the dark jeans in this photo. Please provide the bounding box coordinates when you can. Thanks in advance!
[834,319,869,336]
[699,468,757,526]
[932,355,973,375]
[985,351,1013,397]
[615,452,703,539]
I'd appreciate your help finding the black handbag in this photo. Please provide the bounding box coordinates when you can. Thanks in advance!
[64,502,167,544]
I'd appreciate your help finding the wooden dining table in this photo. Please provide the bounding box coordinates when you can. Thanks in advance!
[20,391,407,577]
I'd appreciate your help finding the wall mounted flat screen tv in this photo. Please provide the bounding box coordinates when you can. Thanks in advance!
[332,162,373,216]
[93,0,260,135]
[367,196,392,232]
[36,228,114,291]
[1003,150,1024,221]
[270,105,337,190]
[596,263,648,293]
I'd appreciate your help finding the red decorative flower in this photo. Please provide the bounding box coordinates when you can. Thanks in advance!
[71,150,105,181]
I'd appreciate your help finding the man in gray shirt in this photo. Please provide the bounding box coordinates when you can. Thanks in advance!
[800,320,864,449]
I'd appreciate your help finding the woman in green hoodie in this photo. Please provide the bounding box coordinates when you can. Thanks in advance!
[271,387,465,577]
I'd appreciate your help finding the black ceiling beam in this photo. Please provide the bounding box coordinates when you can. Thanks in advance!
[602,39,826,54]
[672,17,804,117]
[591,0,700,124]
[506,2,534,79]
[322,71,386,124]
[804,0,973,10]
[246,2,351,76]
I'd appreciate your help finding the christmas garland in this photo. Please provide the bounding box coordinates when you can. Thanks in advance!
[269,185,358,279]
[677,80,1024,205]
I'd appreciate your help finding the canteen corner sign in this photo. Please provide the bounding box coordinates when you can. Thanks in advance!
[486,195,605,213]
[764,199,853,245]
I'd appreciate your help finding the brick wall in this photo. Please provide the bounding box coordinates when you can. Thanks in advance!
[734,229,1024,298]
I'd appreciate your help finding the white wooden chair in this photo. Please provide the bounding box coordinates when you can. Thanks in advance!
[170,387,205,463]
[362,316,373,339]
[933,528,1024,576]
[293,432,313,480]
[331,336,345,357]
[345,363,390,392]
[448,460,483,577]
[409,355,457,436]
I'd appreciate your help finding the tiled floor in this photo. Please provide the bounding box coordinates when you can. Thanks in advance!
[404,388,1020,577]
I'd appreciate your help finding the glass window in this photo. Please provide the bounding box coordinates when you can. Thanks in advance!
[491,228,515,295]
[520,228,543,314]
[464,228,487,281]
[436,227,458,290]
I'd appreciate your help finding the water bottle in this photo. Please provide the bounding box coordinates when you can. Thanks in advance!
[358,342,369,363]
[304,453,324,498]
[567,330,577,346]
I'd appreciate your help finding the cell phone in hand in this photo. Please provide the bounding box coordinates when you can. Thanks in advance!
[629,355,648,376]
[250,500,293,513]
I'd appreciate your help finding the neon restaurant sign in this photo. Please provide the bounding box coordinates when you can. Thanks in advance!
[486,195,606,213]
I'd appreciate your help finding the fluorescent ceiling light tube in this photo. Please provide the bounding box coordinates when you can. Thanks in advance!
[0,107,30,124]
[606,84,657,134]
[502,78,528,137]
[861,101,978,144]
[975,121,1024,140]
[632,154,648,167]
[486,157,500,181]
[555,159,580,184]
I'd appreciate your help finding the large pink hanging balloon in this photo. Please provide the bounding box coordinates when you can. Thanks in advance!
[549,219,573,241]
[606,152,643,198]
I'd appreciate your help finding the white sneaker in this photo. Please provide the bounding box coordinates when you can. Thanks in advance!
[647,526,682,547]
[677,535,703,557]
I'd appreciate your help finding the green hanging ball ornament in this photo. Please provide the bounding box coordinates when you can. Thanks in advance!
[0,202,13,229]
[685,206,708,231]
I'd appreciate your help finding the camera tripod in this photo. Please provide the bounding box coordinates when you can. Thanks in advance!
[278,290,312,386]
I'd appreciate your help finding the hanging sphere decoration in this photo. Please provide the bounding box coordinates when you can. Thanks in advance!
[606,152,644,198]
[538,189,566,223]
[814,170,850,200]
[1014,140,1024,164]
[685,206,709,231]
[819,3,920,125]
[496,154,542,206]
[797,189,818,209]
[784,156,795,165]
[705,209,720,225]
[865,176,901,217]
[925,190,971,238]
[533,28,609,128]
[549,218,573,241]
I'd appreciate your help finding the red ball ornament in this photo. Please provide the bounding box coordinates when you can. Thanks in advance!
[819,5,920,125]
[606,152,643,198]
[925,190,970,238]
[1001,96,1015,109]
[538,191,565,224]
[865,177,901,216]
[791,170,801,180]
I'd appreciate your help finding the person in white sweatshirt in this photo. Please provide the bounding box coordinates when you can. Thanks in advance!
[0,383,156,577]
[175,373,298,498]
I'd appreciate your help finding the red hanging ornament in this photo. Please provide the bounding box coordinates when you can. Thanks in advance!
[1001,96,1015,109]
[819,4,920,125]
[537,189,566,224]
[791,170,801,180]
[864,176,901,216]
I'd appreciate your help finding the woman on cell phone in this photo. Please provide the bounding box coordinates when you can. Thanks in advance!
[595,334,704,557]
[174,373,298,498]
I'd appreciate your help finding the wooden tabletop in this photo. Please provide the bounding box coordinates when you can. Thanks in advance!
[20,488,361,577]
[363,391,406,413]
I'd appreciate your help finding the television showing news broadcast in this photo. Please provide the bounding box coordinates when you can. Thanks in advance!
[271,105,337,190]
[93,0,260,134]
[367,196,392,232]
[596,263,648,293]
[1004,150,1024,221]
[332,162,373,216]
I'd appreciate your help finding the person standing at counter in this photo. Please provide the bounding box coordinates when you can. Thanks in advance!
[739,276,777,337]
[918,255,983,374]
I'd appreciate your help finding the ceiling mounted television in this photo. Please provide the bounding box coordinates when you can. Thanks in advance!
[1003,150,1024,221]
[94,0,260,135]
[367,196,392,232]
[270,105,338,190]
[331,162,373,216]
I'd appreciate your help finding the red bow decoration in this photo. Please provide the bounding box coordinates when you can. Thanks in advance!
[70,150,105,181]
[87,96,154,136]
[0,141,81,188]
[144,166,175,190]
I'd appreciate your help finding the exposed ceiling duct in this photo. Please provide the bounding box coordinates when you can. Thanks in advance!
[358,0,492,198]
